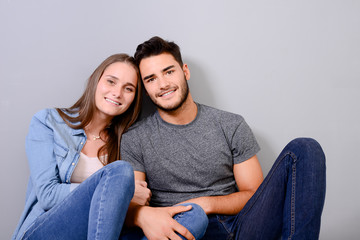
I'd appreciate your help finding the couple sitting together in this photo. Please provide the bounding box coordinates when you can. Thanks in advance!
[13,36,326,240]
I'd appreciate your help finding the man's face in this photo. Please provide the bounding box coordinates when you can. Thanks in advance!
[139,53,190,112]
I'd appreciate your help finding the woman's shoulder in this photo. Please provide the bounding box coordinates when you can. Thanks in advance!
[29,108,83,137]
[32,108,79,126]
[32,108,61,121]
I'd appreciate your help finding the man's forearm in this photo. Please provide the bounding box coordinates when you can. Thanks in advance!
[180,190,256,215]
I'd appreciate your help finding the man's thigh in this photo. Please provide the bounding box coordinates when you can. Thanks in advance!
[202,215,236,240]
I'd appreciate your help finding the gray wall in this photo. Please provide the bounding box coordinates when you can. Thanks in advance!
[1,0,359,239]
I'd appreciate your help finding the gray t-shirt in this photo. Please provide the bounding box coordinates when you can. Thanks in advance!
[121,103,260,207]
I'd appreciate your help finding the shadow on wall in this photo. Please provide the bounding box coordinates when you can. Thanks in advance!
[139,86,156,120]
[254,131,278,177]
[185,58,216,107]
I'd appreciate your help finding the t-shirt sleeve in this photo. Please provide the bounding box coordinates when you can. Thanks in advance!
[120,128,146,172]
[229,117,260,164]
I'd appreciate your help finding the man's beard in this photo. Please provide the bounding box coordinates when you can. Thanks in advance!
[153,75,190,113]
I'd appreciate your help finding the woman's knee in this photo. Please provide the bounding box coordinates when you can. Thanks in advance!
[105,161,135,189]
[106,161,134,176]
[174,203,209,238]
[185,203,208,222]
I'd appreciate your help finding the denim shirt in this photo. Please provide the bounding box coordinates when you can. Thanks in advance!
[13,108,86,240]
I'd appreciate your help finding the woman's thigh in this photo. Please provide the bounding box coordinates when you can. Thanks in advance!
[22,161,134,240]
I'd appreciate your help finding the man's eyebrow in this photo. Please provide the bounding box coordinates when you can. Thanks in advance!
[142,65,175,81]
[162,65,175,73]
[143,74,155,81]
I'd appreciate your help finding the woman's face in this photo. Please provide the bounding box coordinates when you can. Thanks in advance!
[94,62,138,120]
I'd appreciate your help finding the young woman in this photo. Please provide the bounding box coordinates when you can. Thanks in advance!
[12,53,150,240]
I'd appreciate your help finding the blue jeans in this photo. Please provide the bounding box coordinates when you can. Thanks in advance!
[119,203,209,240]
[203,138,326,240]
[21,161,135,240]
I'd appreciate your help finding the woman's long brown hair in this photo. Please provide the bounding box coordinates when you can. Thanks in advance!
[56,54,141,164]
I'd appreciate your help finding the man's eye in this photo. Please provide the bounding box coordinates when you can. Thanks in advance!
[166,70,174,75]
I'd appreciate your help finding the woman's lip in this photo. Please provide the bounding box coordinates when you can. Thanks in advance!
[105,98,121,105]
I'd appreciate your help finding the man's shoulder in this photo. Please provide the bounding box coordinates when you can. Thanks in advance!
[124,112,158,135]
[199,103,245,123]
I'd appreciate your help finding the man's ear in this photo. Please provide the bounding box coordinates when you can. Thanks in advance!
[182,64,190,80]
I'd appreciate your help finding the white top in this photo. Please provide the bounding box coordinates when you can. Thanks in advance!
[70,152,106,183]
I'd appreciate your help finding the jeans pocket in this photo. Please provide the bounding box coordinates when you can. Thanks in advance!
[216,215,236,235]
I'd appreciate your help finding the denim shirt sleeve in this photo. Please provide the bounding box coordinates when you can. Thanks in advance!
[25,109,72,211]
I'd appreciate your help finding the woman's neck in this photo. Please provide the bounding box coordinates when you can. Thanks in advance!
[85,112,112,137]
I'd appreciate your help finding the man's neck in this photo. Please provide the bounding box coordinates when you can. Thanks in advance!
[158,95,198,125]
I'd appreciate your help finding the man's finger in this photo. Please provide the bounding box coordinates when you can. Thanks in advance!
[168,205,192,216]
[168,230,184,240]
[172,222,194,240]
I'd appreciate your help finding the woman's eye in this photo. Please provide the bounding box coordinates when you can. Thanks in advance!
[107,79,115,84]
[125,87,134,92]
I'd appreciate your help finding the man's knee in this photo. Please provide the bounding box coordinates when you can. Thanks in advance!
[286,138,325,164]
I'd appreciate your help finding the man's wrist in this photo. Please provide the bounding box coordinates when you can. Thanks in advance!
[126,203,148,227]
[134,205,151,228]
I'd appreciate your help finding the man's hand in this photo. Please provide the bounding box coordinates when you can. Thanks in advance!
[137,205,195,240]
[132,180,151,206]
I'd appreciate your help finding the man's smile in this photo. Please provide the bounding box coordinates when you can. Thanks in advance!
[158,89,176,98]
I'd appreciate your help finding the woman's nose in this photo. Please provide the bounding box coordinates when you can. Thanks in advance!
[112,86,123,98]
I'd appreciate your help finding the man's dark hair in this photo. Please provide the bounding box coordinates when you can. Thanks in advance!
[134,36,184,67]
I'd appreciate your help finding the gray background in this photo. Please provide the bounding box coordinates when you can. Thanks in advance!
[1,0,359,239]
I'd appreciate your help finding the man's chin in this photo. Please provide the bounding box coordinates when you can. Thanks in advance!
[154,102,182,112]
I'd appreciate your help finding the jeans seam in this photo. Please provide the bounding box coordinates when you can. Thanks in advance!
[21,190,71,240]
[216,215,234,239]
[288,153,297,240]
[95,168,109,239]
[236,151,297,239]
[21,221,38,239]
[239,152,286,219]
[20,172,93,239]
[174,212,184,220]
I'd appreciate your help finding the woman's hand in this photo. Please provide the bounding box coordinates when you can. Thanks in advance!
[132,180,151,206]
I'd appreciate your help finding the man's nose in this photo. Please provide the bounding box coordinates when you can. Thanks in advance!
[158,76,170,89]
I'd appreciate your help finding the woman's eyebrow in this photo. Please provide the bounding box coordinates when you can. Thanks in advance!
[105,75,118,80]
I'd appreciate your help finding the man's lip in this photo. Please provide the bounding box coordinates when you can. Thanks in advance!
[158,89,176,97]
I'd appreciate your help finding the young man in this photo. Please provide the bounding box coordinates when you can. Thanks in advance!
[120,36,326,240]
